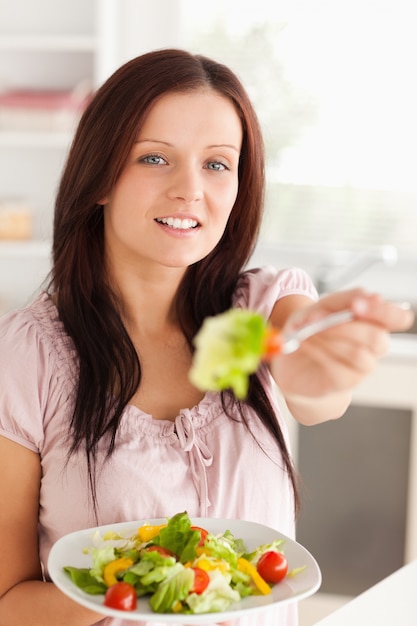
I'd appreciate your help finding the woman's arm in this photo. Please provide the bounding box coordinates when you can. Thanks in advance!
[0,436,103,626]
[268,289,414,425]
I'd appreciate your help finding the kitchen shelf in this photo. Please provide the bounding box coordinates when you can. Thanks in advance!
[0,0,113,271]
[0,130,72,148]
[0,1,183,308]
[0,0,170,303]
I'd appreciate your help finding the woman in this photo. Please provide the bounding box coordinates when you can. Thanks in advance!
[0,49,413,626]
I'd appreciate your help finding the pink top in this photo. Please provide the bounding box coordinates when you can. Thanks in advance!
[0,266,317,626]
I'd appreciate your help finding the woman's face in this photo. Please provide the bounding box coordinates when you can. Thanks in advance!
[102,88,243,276]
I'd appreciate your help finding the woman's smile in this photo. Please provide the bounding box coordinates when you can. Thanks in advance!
[154,215,200,232]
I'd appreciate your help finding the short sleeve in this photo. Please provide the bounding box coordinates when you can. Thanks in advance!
[0,307,57,452]
[233,265,318,319]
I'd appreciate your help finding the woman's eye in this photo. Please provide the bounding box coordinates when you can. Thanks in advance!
[206,161,228,171]
[140,154,167,165]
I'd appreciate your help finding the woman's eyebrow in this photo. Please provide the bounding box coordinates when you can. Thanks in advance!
[135,139,240,152]
[207,144,241,153]
[135,139,173,146]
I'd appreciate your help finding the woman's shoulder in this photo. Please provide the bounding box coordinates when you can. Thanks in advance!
[0,292,74,367]
[1,292,55,337]
[233,265,318,317]
[0,293,76,451]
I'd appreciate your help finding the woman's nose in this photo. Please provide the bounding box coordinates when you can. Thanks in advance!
[167,166,204,203]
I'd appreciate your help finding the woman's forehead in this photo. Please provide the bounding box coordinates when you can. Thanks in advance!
[136,89,243,146]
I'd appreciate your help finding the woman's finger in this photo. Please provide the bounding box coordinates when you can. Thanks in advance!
[296,288,415,334]
[350,294,414,332]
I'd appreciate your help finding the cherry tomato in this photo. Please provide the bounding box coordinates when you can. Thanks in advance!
[104,581,137,611]
[256,551,288,584]
[190,567,210,594]
[146,545,177,559]
[190,525,209,546]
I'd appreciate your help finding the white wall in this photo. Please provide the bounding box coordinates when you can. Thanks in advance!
[96,0,182,83]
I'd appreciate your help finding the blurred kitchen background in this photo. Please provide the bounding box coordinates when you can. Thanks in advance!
[1,1,416,623]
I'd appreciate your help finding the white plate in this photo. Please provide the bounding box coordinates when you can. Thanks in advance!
[48,517,321,623]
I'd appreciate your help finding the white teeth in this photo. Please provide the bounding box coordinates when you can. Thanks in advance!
[156,217,198,230]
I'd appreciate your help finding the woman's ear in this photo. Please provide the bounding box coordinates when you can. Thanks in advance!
[98,197,109,206]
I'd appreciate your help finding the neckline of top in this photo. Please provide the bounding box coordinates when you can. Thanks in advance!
[34,294,226,429]
[122,391,222,431]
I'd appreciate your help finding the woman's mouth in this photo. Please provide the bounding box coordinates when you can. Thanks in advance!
[155,217,199,230]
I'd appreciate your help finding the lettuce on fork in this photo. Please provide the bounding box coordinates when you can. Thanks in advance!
[189,309,281,399]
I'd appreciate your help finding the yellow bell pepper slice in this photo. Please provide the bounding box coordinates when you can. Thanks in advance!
[237,557,271,595]
[103,556,134,586]
[196,557,229,573]
[137,523,167,542]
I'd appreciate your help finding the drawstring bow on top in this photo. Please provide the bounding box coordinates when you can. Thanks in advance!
[174,409,213,516]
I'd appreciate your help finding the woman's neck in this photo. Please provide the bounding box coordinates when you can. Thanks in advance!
[109,263,187,336]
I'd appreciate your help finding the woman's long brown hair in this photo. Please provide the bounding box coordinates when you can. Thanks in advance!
[50,49,299,515]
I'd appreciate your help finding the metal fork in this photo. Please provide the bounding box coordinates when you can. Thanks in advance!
[281,310,354,354]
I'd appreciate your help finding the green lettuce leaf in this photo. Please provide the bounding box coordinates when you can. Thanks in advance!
[152,511,200,563]
[189,309,267,399]
[204,529,247,569]
[149,566,194,613]
[89,545,117,582]
[244,538,286,562]
[186,570,241,614]
[64,567,107,595]
[123,547,180,594]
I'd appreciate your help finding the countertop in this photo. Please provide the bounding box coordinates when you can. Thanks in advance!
[315,560,417,625]
[389,334,417,360]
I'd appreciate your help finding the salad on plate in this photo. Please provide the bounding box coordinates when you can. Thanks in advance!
[63,511,300,616]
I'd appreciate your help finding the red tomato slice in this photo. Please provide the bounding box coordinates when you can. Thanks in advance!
[190,525,209,547]
[145,545,177,559]
[256,551,288,584]
[104,581,137,611]
[190,567,210,594]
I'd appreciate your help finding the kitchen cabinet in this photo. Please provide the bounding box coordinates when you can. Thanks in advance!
[295,339,417,619]
[0,0,117,311]
[0,0,181,312]
[0,0,98,244]
[350,344,417,565]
